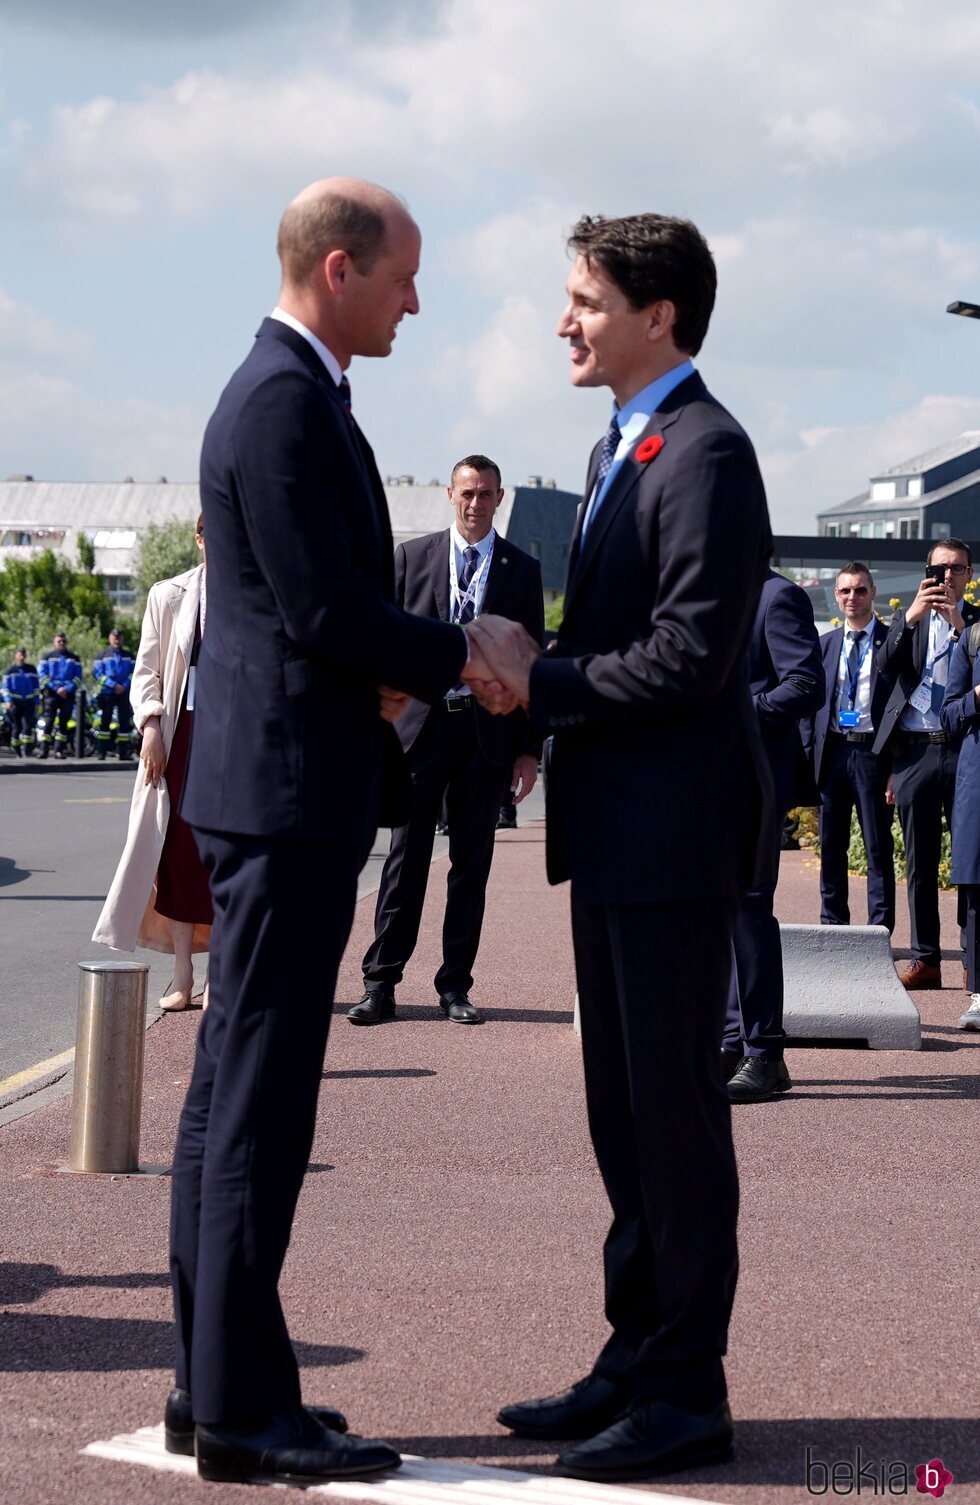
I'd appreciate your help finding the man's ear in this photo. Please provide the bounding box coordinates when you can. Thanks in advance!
[323,248,349,293]
[646,299,677,344]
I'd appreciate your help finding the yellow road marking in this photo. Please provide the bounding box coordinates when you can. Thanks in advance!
[0,1047,75,1099]
[63,797,128,804]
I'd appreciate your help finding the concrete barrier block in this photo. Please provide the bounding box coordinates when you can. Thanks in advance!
[781,923,921,1050]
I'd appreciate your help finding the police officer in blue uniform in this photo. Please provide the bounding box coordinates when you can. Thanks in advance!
[2,647,40,757]
[38,632,83,759]
[93,628,135,760]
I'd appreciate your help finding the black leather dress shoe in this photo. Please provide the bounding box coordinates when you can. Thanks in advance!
[727,1055,791,1103]
[195,1407,400,1485]
[496,806,517,830]
[556,1399,733,1480]
[497,1374,627,1439]
[439,991,482,1024]
[347,988,396,1025]
[164,1388,347,1456]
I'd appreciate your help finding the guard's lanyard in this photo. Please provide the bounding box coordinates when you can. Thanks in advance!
[924,616,953,682]
[449,532,494,623]
[839,631,873,708]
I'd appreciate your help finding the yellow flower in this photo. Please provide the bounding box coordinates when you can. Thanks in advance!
[830,615,842,626]
[889,597,900,608]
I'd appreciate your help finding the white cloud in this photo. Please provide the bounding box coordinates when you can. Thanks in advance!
[0,286,90,368]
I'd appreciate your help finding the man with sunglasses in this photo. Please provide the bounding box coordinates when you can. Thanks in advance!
[874,538,980,989]
[803,562,895,931]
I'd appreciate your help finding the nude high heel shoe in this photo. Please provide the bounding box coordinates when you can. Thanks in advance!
[158,980,193,1012]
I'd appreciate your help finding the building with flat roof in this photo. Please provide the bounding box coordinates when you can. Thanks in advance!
[817,432,980,543]
[0,474,580,610]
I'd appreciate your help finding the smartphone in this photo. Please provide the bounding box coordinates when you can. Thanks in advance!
[925,564,948,585]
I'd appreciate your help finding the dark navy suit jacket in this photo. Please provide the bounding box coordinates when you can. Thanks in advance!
[749,570,823,818]
[940,631,980,885]
[802,617,891,788]
[182,318,465,856]
[873,601,980,758]
[393,528,545,768]
[528,370,774,904]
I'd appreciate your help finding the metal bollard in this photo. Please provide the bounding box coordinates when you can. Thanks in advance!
[68,961,149,1173]
[74,688,86,759]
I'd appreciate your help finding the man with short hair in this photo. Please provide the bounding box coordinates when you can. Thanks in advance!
[172,177,479,1487]
[2,646,40,757]
[874,538,980,988]
[93,628,135,760]
[471,212,773,1480]
[37,632,82,759]
[352,455,543,1026]
[802,563,895,931]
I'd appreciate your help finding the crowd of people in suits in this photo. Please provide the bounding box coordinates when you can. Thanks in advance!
[2,628,135,759]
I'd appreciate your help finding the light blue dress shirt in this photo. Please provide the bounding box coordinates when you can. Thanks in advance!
[581,359,695,537]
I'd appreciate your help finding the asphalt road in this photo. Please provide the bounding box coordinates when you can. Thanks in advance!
[0,757,542,1089]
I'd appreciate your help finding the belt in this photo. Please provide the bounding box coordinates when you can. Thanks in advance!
[897,729,946,745]
[831,730,875,745]
[444,695,475,713]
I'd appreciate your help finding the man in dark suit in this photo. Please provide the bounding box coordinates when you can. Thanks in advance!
[723,570,823,1104]
[873,538,979,989]
[350,455,544,1026]
[802,562,895,933]
[470,213,773,1480]
[171,178,479,1487]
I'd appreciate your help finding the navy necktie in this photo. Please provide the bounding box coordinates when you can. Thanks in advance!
[455,546,481,626]
[337,374,352,412]
[583,415,621,537]
[845,629,865,705]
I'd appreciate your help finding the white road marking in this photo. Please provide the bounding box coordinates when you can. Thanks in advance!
[82,1425,729,1505]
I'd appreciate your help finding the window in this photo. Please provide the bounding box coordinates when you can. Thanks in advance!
[908,478,923,498]
[898,518,919,540]
[871,481,896,501]
[92,529,137,549]
[528,539,542,559]
[930,521,951,539]
[825,523,840,537]
[102,574,136,608]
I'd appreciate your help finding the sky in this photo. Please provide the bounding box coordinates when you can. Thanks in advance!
[3,0,980,531]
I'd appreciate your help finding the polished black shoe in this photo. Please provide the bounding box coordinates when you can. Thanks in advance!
[195,1407,400,1485]
[164,1387,347,1456]
[497,1374,627,1440]
[439,990,482,1024]
[720,1049,743,1084]
[557,1399,733,1480]
[347,988,396,1025]
[727,1055,791,1104]
[496,806,517,830]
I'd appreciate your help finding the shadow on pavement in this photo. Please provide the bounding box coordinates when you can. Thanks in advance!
[0,1311,363,1372]
[324,1068,436,1080]
[388,1418,977,1483]
[0,856,44,887]
[1,1262,169,1304]
[790,1074,979,1099]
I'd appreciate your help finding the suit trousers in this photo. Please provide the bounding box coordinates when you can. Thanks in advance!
[724,790,785,1060]
[962,887,980,991]
[572,891,739,1412]
[170,830,357,1424]
[818,738,895,929]
[891,739,961,965]
[363,702,508,996]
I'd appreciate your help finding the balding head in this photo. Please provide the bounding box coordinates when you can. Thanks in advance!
[277,177,410,290]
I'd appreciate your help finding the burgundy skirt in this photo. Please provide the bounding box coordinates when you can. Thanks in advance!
[155,640,213,926]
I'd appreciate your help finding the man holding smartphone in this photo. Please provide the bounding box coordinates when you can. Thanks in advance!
[874,538,980,988]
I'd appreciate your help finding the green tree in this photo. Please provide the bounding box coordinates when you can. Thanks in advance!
[0,549,113,639]
[76,531,96,573]
[544,593,565,633]
[132,518,200,619]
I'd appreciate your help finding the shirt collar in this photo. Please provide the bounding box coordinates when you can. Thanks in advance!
[611,358,696,441]
[451,524,494,560]
[271,307,344,388]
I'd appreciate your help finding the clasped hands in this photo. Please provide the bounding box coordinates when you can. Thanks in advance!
[461,617,542,713]
[376,615,541,724]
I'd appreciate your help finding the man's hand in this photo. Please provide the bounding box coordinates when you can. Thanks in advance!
[510,752,538,804]
[378,685,411,723]
[460,625,519,714]
[56,687,68,698]
[140,719,167,788]
[114,684,125,696]
[906,577,951,626]
[466,616,542,710]
[886,772,896,807]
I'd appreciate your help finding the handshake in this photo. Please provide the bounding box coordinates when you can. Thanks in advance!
[377,616,542,724]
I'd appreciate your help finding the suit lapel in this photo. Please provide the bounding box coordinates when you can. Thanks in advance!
[479,533,510,616]
[431,532,451,620]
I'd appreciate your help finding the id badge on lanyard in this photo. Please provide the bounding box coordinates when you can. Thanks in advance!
[450,535,493,622]
[838,632,872,728]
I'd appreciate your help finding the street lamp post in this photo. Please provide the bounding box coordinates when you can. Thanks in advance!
[947,300,980,319]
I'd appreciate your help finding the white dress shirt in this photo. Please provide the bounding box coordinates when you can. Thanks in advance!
[900,612,955,733]
[447,526,494,699]
[270,307,344,389]
[836,623,875,732]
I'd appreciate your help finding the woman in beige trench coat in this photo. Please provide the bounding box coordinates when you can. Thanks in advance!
[92,523,212,1006]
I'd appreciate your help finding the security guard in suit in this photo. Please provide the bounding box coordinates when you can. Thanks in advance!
[38,633,82,759]
[93,628,135,760]
[2,647,40,757]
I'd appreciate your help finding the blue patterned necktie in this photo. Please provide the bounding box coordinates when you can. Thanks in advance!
[583,415,621,537]
[337,374,352,412]
[455,546,481,626]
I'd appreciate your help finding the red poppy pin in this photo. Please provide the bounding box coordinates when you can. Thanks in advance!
[634,435,664,464]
